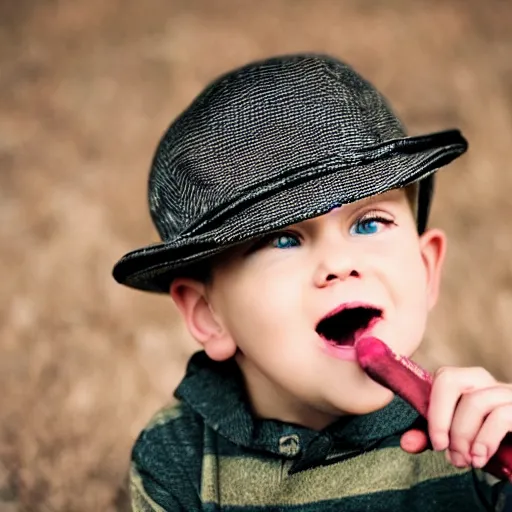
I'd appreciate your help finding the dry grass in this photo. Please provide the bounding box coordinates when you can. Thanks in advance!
[2,0,512,509]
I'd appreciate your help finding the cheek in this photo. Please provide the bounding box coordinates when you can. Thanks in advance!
[378,239,429,307]
[216,267,304,340]
[386,246,430,336]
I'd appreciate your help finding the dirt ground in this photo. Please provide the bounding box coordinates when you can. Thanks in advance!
[2,0,512,510]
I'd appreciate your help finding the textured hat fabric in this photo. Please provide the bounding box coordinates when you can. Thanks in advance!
[113,53,468,293]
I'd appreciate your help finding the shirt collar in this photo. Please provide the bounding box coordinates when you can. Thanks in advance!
[175,351,420,469]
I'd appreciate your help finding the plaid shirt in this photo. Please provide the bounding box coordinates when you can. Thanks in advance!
[130,351,511,511]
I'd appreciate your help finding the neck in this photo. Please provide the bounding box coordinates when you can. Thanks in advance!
[235,353,344,431]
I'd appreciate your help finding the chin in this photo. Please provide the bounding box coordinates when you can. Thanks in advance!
[334,386,395,416]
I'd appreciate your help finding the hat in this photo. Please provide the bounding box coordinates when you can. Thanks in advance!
[112,53,467,293]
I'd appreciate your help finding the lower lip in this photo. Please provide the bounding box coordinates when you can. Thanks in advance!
[322,343,358,361]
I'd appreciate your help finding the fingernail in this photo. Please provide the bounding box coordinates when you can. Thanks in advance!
[471,443,487,458]
[432,433,449,451]
[450,451,468,467]
[472,456,487,468]
[471,443,488,468]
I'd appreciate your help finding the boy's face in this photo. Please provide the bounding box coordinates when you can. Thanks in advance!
[173,188,446,430]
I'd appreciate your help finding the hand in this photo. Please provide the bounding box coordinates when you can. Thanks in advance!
[400,366,512,469]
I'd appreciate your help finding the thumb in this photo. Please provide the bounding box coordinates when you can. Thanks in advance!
[400,429,430,454]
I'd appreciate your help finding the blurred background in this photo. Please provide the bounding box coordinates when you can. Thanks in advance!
[2,0,512,509]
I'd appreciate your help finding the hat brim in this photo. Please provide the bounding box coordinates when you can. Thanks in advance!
[113,129,467,293]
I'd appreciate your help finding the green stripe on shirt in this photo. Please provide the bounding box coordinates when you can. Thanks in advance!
[200,447,470,506]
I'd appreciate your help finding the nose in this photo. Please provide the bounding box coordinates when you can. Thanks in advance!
[312,242,361,288]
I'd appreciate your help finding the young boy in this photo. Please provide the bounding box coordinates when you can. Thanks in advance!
[113,54,512,511]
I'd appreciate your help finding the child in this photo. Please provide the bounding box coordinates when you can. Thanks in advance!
[113,54,512,511]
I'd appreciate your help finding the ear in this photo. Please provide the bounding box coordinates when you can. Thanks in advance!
[169,278,237,361]
[418,228,447,310]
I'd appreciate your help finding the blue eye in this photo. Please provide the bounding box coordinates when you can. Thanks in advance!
[350,215,393,236]
[246,232,301,254]
[271,233,301,249]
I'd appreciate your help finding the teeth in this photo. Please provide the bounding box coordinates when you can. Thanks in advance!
[316,307,381,345]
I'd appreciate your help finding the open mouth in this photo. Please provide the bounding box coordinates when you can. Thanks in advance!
[316,305,383,347]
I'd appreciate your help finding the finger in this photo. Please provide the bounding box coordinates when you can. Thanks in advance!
[470,404,512,468]
[448,385,512,464]
[400,429,429,454]
[428,366,496,451]
[444,448,470,468]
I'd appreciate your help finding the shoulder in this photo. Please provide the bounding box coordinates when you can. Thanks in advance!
[139,400,198,437]
[133,400,204,470]
[130,401,205,507]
